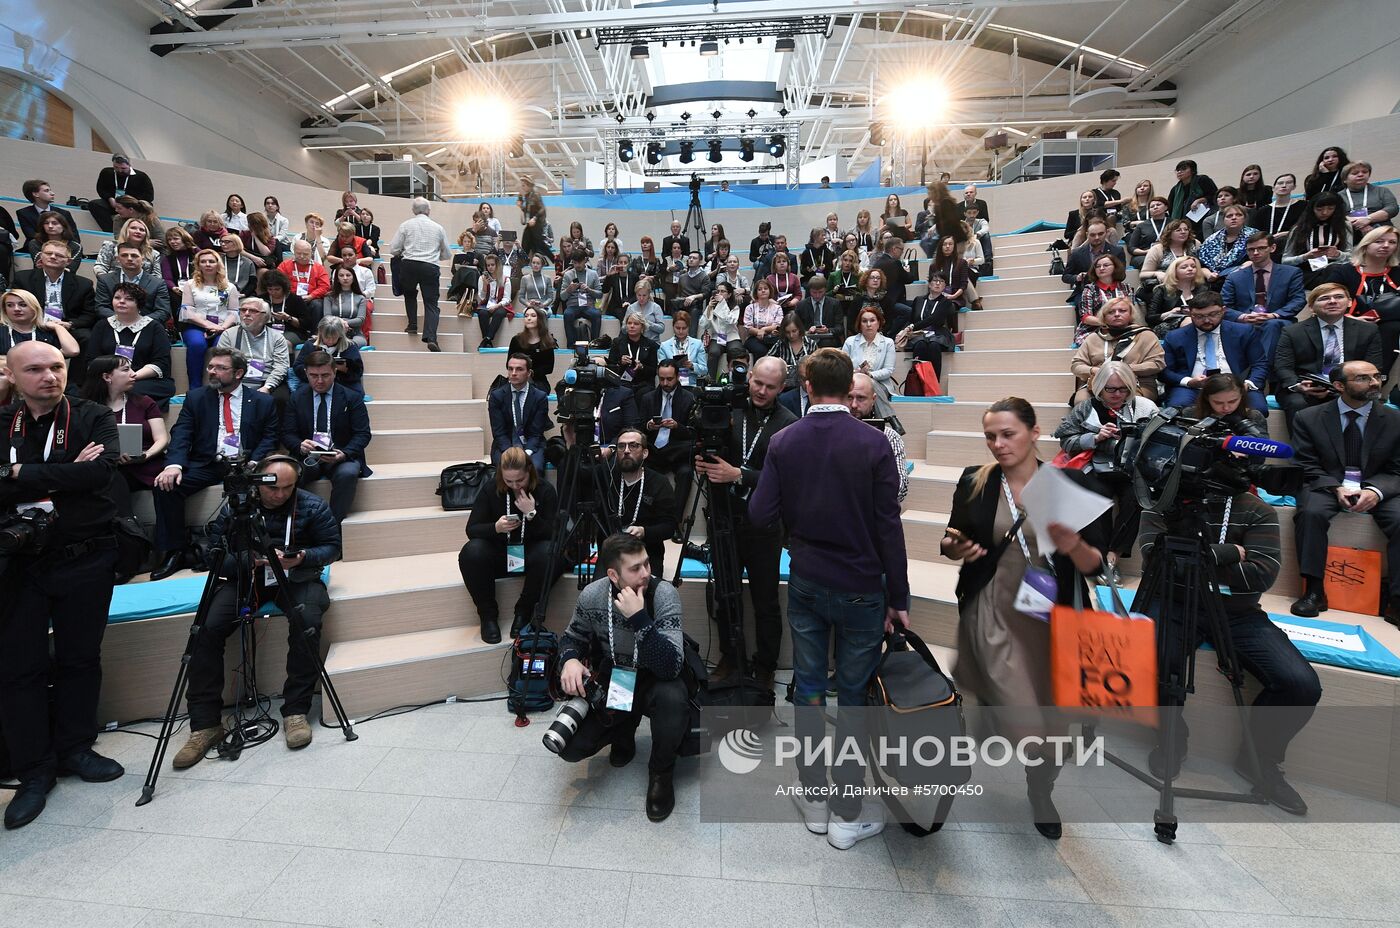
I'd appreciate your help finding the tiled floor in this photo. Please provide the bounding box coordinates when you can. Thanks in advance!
[2,697,1397,928]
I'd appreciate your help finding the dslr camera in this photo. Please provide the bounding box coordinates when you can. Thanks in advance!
[0,507,56,556]
[541,671,610,754]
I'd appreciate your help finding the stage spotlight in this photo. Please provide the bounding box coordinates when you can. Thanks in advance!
[869,122,886,146]
[707,138,723,163]
[699,40,719,56]
[630,43,649,60]
[775,37,796,53]
[739,137,755,162]
[766,134,785,157]
[882,78,946,130]
[679,140,695,163]
[646,141,663,165]
[454,96,515,141]
[619,139,636,162]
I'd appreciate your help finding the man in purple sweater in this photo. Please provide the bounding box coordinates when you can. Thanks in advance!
[749,348,910,850]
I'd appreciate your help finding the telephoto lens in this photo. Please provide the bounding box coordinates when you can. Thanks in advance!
[542,677,600,754]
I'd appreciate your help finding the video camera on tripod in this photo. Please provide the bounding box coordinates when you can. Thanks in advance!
[691,363,748,456]
[555,345,625,445]
[219,455,280,511]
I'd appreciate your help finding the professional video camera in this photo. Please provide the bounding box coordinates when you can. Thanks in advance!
[1102,407,1297,512]
[690,363,748,455]
[688,173,703,195]
[0,507,55,555]
[555,344,625,437]
[220,456,280,512]
[541,672,608,754]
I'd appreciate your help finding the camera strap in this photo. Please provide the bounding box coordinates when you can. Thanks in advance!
[10,397,71,464]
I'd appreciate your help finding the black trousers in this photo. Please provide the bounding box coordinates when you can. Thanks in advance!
[300,459,363,522]
[185,576,329,730]
[88,201,117,233]
[478,306,509,344]
[0,543,118,780]
[399,258,442,343]
[1295,488,1400,596]
[648,438,694,523]
[153,462,225,552]
[556,671,690,773]
[722,522,784,672]
[458,538,555,622]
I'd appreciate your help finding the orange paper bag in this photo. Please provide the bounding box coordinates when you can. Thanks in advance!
[1323,545,1382,615]
[1050,604,1158,717]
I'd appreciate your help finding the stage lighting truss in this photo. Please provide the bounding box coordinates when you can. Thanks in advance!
[600,121,800,190]
[594,16,830,50]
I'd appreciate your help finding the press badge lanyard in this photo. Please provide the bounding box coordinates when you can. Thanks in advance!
[604,591,640,711]
[1345,188,1366,214]
[224,256,245,284]
[1003,475,1058,623]
[740,410,771,465]
[10,397,70,464]
[1147,218,1165,240]
[264,499,295,586]
[617,471,645,524]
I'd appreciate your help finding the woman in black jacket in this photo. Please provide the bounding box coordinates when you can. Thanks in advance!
[941,397,1111,840]
[458,447,559,643]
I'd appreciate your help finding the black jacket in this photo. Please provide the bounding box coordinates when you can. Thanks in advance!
[13,269,98,347]
[799,244,836,279]
[869,252,909,306]
[0,397,120,545]
[603,464,677,564]
[465,479,559,545]
[796,295,845,341]
[1061,243,1125,289]
[1273,316,1382,394]
[95,271,172,326]
[1292,400,1400,498]
[209,488,340,583]
[720,400,798,515]
[96,167,155,204]
[88,321,175,405]
[283,383,373,476]
[17,204,73,249]
[608,336,660,389]
[661,234,690,259]
[641,386,697,444]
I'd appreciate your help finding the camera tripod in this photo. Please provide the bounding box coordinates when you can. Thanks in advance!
[683,175,706,259]
[136,491,357,806]
[1084,499,1268,844]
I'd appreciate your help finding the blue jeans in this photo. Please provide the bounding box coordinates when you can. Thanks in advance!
[564,305,601,345]
[182,326,215,389]
[787,571,886,818]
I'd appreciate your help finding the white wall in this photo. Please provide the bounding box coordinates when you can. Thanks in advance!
[1,0,341,189]
[1118,0,1400,165]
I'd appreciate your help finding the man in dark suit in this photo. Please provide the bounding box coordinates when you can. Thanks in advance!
[16,179,71,250]
[1273,283,1381,427]
[90,155,155,233]
[14,240,98,361]
[660,219,689,262]
[489,353,551,473]
[796,275,844,346]
[1289,360,1400,624]
[151,347,281,579]
[1221,232,1306,365]
[284,350,373,522]
[1059,218,1125,301]
[642,361,697,512]
[961,184,991,225]
[867,235,913,335]
[95,242,171,325]
[1162,292,1268,412]
[606,427,678,575]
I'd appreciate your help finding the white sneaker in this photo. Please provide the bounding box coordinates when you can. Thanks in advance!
[826,799,886,850]
[790,779,828,834]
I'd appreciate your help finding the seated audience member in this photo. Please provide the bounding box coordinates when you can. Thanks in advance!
[628,276,667,342]
[753,232,791,281]
[1220,231,1306,362]
[221,195,250,233]
[827,249,861,330]
[564,222,595,262]
[657,310,707,385]
[1122,179,1157,231]
[602,251,638,321]
[514,252,550,316]
[880,193,913,241]
[319,264,369,347]
[1162,292,1267,412]
[1074,252,1134,345]
[1140,219,1199,287]
[262,270,316,348]
[277,239,332,303]
[672,251,712,316]
[1125,197,1169,269]
[262,196,294,246]
[88,283,175,408]
[326,222,372,272]
[1282,193,1352,288]
[0,287,80,358]
[768,312,817,391]
[448,230,483,314]
[1289,359,1400,624]
[766,251,804,314]
[605,427,678,574]
[294,213,332,265]
[961,184,991,225]
[96,242,172,325]
[1147,255,1207,339]
[846,371,908,502]
[749,221,775,265]
[295,317,364,396]
[795,275,843,346]
[247,211,284,279]
[1273,283,1381,428]
[661,241,686,305]
[560,250,604,345]
[507,306,558,391]
[821,213,843,251]
[1071,297,1164,401]
[81,355,169,518]
[1251,174,1305,257]
[1093,169,1128,228]
[489,353,551,473]
[459,447,559,644]
[161,226,198,294]
[608,312,661,399]
[1337,161,1399,236]
[475,253,513,349]
[799,227,836,279]
[1328,226,1400,394]
[596,238,625,281]
[1165,159,1218,229]
[95,219,160,278]
[1237,164,1268,210]
[700,281,744,379]
[171,456,340,766]
[218,298,292,409]
[284,350,373,522]
[843,306,897,414]
[742,278,785,361]
[1304,145,1349,200]
[556,532,689,822]
[642,361,697,506]
[1060,219,1124,302]
[1197,372,1268,436]
[869,233,917,324]
[1197,206,1259,282]
[151,348,281,580]
[1064,189,1108,248]
[1200,186,1240,242]
[25,209,83,274]
[901,273,958,378]
[217,234,255,294]
[17,178,72,250]
[1054,361,1159,559]
[192,210,247,253]
[630,236,663,292]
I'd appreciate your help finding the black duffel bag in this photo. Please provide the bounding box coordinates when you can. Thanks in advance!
[436,462,496,511]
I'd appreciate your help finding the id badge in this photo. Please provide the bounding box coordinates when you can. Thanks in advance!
[680,368,696,387]
[45,305,63,322]
[220,432,241,457]
[296,282,310,296]
[15,499,54,515]
[262,564,280,587]
[270,322,285,332]
[506,543,525,574]
[1343,468,1363,492]
[606,666,637,711]
[621,369,634,382]
[577,293,588,307]
[205,312,223,325]
[115,344,136,361]
[248,358,269,378]
[1308,255,1329,272]
[312,431,332,448]
[1349,208,1369,219]
[1013,566,1058,623]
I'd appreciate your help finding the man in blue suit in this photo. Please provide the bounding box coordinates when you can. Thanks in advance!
[151,347,281,579]
[1220,231,1306,367]
[489,353,551,472]
[283,350,373,521]
[1162,291,1269,412]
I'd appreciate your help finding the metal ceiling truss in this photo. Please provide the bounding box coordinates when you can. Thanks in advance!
[602,120,801,193]
[593,15,832,47]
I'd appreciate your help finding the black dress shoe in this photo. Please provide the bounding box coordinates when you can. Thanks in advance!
[4,777,55,829]
[150,550,184,581]
[646,770,675,822]
[57,748,124,782]
[404,325,419,334]
[610,734,636,768]
[480,617,501,644]
[1235,754,1308,816]
[425,341,441,352]
[510,615,526,638]
[1290,587,1327,618]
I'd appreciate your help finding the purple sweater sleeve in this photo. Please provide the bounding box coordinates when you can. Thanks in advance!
[872,440,910,610]
[748,445,782,529]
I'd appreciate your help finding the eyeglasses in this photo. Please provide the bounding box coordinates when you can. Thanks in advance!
[1347,375,1384,383]
[1101,385,1131,394]
[615,441,645,450]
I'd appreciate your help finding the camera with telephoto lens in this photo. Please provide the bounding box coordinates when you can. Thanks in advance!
[691,363,748,456]
[0,507,56,555]
[541,673,609,754]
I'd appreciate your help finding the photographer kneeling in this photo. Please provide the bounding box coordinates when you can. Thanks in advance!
[554,532,688,822]
[172,456,342,769]
[0,341,123,829]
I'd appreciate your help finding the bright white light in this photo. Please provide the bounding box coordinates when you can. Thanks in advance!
[454,96,516,141]
[883,78,947,132]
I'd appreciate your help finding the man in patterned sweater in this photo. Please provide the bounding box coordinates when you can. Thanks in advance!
[557,533,688,822]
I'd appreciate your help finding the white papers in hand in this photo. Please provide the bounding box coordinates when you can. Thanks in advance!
[1020,465,1113,554]
[1186,202,1210,223]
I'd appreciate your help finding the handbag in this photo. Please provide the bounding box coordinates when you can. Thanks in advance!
[1050,448,1094,470]
[1323,545,1383,615]
[1049,253,1066,277]
[1050,572,1157,719]
[436,462,496,511]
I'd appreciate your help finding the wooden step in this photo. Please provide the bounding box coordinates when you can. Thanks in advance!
[958,325,1074,351]
[361,372,475,401]
[341,505,469,560]
[982,288,1071,309]
[930,400,1070,433]
[358,349,473,376]
[976,276,1070,296]
[367,399,486,431]
[925,429,1060,467]
[313,460,459,513]
[941,371,1074,403]
[904,464,965,513]
[370,329,468,353]
[363,426,482,464]
[960,306,1071,329]
[946,347,1071,374]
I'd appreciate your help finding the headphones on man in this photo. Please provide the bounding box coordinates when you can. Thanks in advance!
[256,453,303,478]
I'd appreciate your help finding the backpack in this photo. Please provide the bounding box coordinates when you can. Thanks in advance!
[507,625,560,720]
[903,360,942,397]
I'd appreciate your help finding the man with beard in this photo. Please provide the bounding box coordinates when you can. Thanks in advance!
[1289,360,1400,624]
[607,427,677,576]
